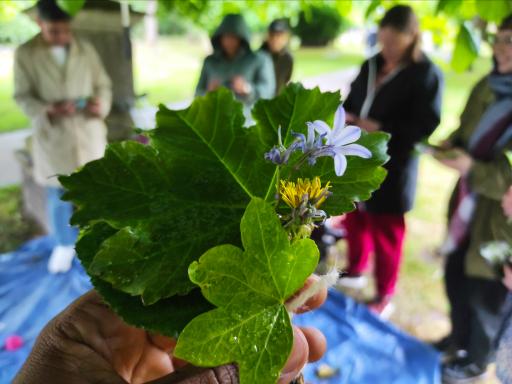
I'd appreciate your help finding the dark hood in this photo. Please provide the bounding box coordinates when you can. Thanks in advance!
[211,14,251,53]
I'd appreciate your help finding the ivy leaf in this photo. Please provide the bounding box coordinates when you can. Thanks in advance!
[174,198,319,384]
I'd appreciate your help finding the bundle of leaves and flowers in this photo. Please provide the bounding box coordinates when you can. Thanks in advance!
[59,84,390,384]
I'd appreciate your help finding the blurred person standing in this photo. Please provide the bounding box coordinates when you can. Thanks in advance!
[338,5,442,316]
[496,187,512,384]
[433,15,512,383]
[13,0,111,273]
[195,14,275,105]
[260,18,294,95]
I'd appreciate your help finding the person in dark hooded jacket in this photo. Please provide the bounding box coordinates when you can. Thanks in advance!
[196,14,275,105]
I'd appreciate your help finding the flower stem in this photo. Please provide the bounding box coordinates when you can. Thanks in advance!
[274,167,281,207]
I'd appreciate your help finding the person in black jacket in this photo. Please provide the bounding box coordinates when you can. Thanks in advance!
[338,5,443,315]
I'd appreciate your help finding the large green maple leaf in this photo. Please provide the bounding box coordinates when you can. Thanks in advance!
[174,198,318,384]
[59,84,388,332]
[75,222,212,336]
[61,88,273,306]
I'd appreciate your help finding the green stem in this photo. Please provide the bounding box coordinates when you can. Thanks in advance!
[273,166,281,207]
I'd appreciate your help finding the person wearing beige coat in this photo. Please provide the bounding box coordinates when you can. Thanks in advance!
[13,0,112,274]
[14,33,111,187]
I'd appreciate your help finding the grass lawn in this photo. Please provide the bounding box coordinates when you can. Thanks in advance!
[0,186,40,253]
[0,84,29,133]
[292,46,365,79]
[0,48,29,133]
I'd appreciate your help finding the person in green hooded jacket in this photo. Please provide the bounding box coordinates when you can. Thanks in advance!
[195,14,275,105]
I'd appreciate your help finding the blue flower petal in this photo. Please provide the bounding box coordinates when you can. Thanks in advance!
[334,154,348,176]
[335,143,372,159]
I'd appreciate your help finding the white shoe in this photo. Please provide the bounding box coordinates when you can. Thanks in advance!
[366,297,396,320]
[379,302,396,320]
[48,245,76,274]
[336,275,368,290]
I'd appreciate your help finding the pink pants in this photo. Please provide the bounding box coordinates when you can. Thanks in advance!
[343,210,406,297]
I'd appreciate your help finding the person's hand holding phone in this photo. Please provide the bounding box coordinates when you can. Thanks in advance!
[416,143,449,156]
[502,186,512,219]
[503,264,512,291]
[345,112,358,125]
[207,79,222,92]
[86,97,102,117]
[47,101,76,118]
[357,118,381,132]
[231,76,251,96]
[434,148,473,176]
[438,140,453,151]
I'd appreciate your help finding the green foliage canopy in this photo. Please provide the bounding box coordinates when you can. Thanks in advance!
[2,0,512,70]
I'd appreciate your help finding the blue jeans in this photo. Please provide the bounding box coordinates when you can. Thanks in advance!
[46,187,78,246]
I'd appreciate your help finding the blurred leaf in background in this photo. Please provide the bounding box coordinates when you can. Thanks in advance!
[56,0,85,16]
[421,13,452,48]
[0,0,37,44]
[435,0,465,16]
[295,5,347,47]
[451,22,480,72]
[475,0,512,22]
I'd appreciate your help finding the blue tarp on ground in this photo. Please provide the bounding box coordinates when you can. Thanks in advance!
[0,237,91,383]
[0,238,440,383]
[294,290,441,384]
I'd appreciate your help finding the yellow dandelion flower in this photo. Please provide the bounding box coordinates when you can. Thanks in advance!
[279,177,331,209]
